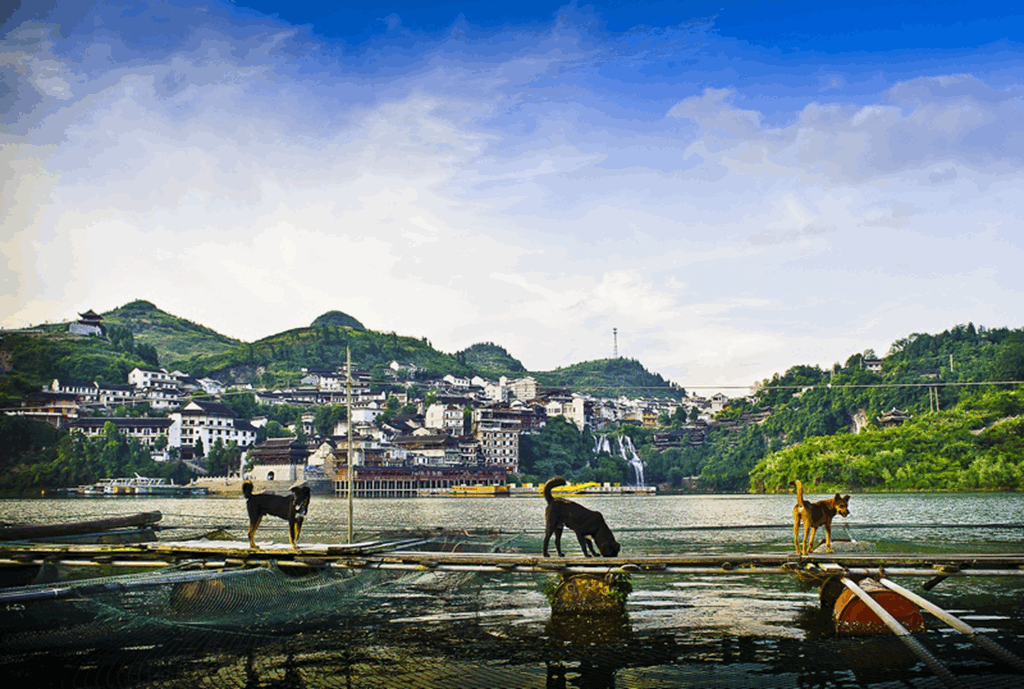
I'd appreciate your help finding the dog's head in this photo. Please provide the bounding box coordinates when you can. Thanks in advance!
[832,493,851,518]
[291,484,311,518]
[599,537,621,558]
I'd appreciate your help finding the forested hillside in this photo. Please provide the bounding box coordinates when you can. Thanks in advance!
[0,331,156,403]
[3,300,687,400]
[749,388,1024,492]
[535,358,683,399]
[178,325,475,388]
[103,300,242,364]
[456,343,526,378]
[636,324,1024,492]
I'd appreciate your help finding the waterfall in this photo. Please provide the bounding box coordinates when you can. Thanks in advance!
[595,434,645,487]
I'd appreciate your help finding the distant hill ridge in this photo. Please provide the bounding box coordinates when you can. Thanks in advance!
[30,300,673,398]
[101,300,242,363]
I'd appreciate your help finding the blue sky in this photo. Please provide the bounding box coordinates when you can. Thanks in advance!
[2,1,1022,392]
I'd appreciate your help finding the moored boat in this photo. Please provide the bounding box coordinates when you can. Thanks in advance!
[71,475,207,497]
[451,484,510,497]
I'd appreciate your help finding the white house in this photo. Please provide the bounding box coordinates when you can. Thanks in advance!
[168,399,257,455]
[424,403,466,434]
[710,393,728,413]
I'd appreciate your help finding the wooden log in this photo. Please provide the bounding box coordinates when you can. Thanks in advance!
[0,512,162,541]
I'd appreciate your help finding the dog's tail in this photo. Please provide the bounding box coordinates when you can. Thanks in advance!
[543,476,567,503]
[242,481,254,498]
[793,479,804,505]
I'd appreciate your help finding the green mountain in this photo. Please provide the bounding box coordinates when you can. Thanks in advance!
[643,323,1024,492]
[3,300,683,398]
[534,358,682,399]
[456,343,526,378]
[749,387,1024,492]
[310,311,365,331]
[178,324,476,388]
[102,300,242,365]
[0,330,153,401]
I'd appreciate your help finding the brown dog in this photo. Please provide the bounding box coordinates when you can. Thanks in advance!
[792,479,850,555]
[242,480,311,549]
[543,476,620,557]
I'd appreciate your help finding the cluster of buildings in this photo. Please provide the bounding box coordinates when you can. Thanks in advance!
[2,309,727,494]
[5,356,726,493]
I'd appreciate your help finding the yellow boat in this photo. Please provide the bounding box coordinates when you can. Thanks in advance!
[540,481,602,496]
[451,484,510,497]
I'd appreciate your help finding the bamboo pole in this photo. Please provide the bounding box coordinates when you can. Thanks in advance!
[347,346,354,544]
[841,578,965,689]
[879,577,1024,674]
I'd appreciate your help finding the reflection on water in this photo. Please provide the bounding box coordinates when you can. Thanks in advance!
[2,493,1024,687]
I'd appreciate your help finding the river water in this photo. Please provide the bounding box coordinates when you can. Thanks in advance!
[2,492,1024,688]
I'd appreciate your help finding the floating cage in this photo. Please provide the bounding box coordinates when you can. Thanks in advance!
[543,572,632,616]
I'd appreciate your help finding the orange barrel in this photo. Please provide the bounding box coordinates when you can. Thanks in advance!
[832,577,924,635]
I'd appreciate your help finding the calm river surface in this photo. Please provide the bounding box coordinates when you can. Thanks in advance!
[2,492,1024,688]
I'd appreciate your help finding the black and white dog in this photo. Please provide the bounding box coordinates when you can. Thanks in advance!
[242,481,311,550]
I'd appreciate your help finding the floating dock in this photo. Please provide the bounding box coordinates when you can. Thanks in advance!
[2,540,1022,578]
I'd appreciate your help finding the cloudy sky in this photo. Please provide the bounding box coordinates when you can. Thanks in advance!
[3,1,1022,392]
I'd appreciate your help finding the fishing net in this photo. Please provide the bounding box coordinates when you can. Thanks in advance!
[1,563,393,645]
[3,531,1024,688]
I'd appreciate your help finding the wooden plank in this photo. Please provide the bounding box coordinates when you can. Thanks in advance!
[2,541,1023,573]
[0,512,162,541]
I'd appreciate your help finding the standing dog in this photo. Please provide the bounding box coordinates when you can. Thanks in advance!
[792,479,850,555]
[543,476,620,557]
[242,481,311,550]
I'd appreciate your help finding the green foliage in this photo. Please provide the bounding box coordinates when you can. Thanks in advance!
[534,358,684,400]
[749,388,1024,493]
[264,420,292,438]
[0,416,61,475]
[178,324,475,385]
[313,405,348,437]
[992,331,1024,382]
[456,342,527,377]
[205,439,243,475]
[310,311,366,331]
[518,417,597,481]
[101,299,241,365]
[0,332,154,395]
[0,422,198,492]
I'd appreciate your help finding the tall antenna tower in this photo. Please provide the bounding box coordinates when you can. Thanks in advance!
[613,328,618,358]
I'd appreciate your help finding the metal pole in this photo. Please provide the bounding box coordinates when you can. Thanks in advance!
[879,577,1024,674]
[841,578,965,689]
[347,347,353,544]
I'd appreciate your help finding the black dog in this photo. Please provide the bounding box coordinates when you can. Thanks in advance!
[242,480,311,550]
[542,476,620,557]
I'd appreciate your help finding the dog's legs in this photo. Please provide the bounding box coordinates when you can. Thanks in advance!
[793,510,802,555]
[553,526,565,557]
[823,523,833,553]
[542,528,553,557]
[576,532,593,557]
[805,525,817,555]
[248,515,263,549]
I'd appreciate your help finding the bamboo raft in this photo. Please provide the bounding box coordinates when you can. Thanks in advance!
[3,539,1023,688]
[2,540,1023,577]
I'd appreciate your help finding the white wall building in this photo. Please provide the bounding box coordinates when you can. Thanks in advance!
[168,400,257,454]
